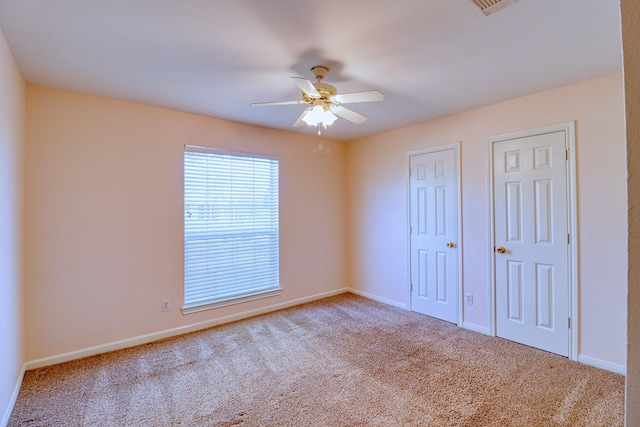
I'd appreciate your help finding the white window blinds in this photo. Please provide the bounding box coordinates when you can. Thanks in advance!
[183,145,280,313]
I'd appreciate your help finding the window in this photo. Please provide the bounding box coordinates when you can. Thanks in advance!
[183,145,280,314]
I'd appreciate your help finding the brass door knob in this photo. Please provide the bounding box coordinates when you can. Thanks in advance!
[446,242,455,248]
[496,247,506,254]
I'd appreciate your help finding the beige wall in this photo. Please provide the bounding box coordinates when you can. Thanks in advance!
[24,86,347,361]
[347,73,627,368]
[0,27,25,424]
[622,0,640,423]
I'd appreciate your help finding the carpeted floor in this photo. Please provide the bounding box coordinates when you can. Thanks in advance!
[9,293,624,426]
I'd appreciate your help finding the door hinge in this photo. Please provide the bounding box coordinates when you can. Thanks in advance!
[566,149,569,161]
[568,317,571,329]
[409,168,412,177]
[568,233,570,244]
[410,282,413,291]
[410,225,413,234]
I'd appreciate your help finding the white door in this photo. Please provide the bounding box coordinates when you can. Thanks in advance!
[409,146,460,324]
[493,130,569,356]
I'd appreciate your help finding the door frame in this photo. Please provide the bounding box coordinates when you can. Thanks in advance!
[406,141,463,327]
[487,121,578,360]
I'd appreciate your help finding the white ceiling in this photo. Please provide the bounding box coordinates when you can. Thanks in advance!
[0,0,623,141]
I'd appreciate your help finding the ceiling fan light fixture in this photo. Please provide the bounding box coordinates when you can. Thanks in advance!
[322,109,338,126]
[301,105,337,127]
[252,65,383,134]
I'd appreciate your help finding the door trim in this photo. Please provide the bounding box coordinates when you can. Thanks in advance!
[406,141,463,327]
[487,121,578,360]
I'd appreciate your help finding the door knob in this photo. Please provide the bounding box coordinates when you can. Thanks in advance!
[446,242,455,248]
[496,247,506,254]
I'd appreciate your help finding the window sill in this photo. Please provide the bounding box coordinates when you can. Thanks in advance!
[181,288,282,315]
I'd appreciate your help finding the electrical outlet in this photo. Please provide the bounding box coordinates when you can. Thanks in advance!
[161,299,170,312]
[465,293,473,305]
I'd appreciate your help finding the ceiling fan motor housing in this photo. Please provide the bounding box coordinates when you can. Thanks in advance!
[302,82,337,103]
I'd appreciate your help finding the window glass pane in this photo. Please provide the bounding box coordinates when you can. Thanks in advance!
[184,147,279,309]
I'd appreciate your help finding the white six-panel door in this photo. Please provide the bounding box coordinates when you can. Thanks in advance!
[492,129,570,357]
[409,145,460,324]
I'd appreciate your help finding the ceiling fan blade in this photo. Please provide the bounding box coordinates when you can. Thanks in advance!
[333,90,384,104]
[290,77,320,98]
[292,108,309,127]
[251,100,304,107]
[331,105,368,124]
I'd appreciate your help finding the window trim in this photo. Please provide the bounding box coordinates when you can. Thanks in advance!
[182,145,281,314]
[181,288,282,315]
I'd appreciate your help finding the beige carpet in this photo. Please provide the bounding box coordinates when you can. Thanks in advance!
[9,293,624,426]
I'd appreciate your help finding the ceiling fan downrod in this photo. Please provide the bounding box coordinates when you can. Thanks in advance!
[310,65,329,82]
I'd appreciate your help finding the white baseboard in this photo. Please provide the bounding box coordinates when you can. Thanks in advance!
[1,363,25,427]
[457,326,626,375]
[21,287,627,390]
[462,322,491,336]
[25,288,350,370]
[578,355,626,375]
[347,288,408,310]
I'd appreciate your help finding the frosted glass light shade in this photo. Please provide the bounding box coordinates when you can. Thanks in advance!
[302,105,337,127]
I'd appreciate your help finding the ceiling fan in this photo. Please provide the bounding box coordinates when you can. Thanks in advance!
[251,66,384,135]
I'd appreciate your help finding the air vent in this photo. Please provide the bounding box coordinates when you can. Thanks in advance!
[471,0,518,16]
